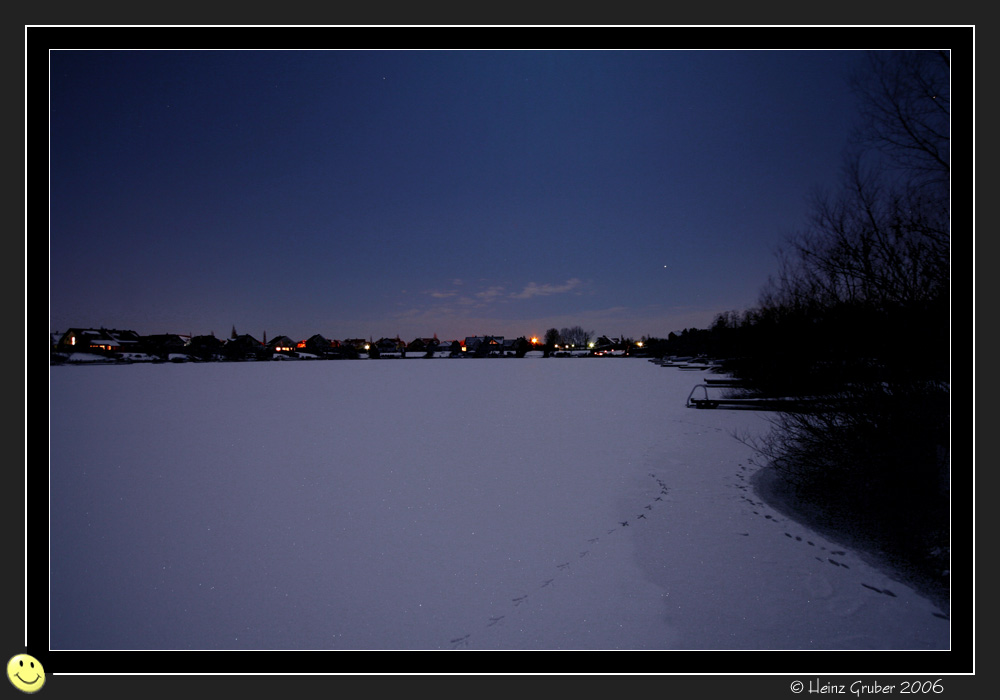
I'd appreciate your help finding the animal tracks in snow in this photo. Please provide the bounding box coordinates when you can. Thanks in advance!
[446,470,673,649]
[861,583,896,597]
[777,524,946,619]
[449,633,470,649]
[737,463,948,622]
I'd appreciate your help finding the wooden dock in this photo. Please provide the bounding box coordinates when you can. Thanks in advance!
[685,384,832,412]
[702,378,748,387]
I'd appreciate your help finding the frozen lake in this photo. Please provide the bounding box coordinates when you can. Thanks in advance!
[49,357,950,650]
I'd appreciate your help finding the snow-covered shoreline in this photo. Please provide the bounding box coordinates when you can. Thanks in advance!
[752,466,950,617]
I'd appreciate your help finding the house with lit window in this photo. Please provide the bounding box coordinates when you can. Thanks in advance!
[342,338,369,353]
[299,334,355,359]
[464,336,504,356]
[56,328,141,355]
[267,335,297,355]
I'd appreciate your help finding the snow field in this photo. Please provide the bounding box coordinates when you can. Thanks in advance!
[49,358,949,650]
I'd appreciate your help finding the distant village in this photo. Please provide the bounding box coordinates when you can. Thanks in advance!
[49,326,662,364]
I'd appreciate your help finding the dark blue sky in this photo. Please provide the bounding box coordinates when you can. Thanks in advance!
[49,49,864,342]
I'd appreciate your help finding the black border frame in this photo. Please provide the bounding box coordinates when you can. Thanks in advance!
[29,23,974,687]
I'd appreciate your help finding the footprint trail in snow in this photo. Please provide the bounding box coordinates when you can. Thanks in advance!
[446,471,672,649]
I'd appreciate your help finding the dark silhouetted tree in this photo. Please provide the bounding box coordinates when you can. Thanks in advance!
[732,51,951,594]
[559,326,593,348]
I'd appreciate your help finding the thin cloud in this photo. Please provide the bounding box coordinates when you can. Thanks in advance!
[422,278,588,315]
[510,278,584,300]
[474,286,506,303]
[425,279,466,300]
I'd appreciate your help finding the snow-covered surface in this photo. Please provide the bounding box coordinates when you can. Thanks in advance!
[48,358,949,651]
[118,352,158,362]
[62,352,118,364]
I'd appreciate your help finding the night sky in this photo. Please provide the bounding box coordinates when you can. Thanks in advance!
[49,49,865,343]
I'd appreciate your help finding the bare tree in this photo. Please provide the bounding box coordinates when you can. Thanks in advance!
[849,50,950,193]
[766,50,949,321]
[735,51,953,596]
[559,326,594,348]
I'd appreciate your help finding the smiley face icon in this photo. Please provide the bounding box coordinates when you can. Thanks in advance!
[7,654,45,693]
